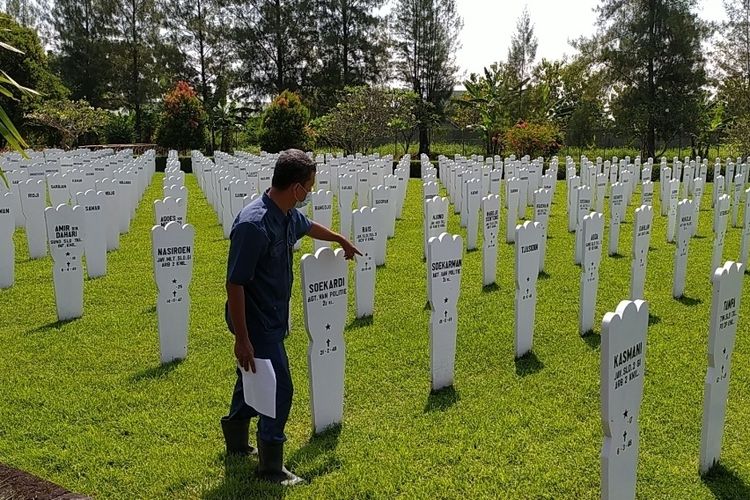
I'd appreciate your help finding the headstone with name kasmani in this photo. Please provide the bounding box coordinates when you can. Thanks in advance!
[533,188,552,273]
[609,182,625,256]
[338,174,355,238]
[19,178,47,259]
[601,300,648,500]
[580,212,604,335]
[466,178,482,250]
[506,177,521,243]
[151,221,195,363]
[301,247,348,434]
[427,232,463,391]
[0,193,14,288]
[711,195,730,278]
[76,189,107,278]
[482,194,500,286]
[312,190,334,251]
[630,205,653,301]
[575,185,593,265]
[515,221,542,358]
[672,199,694,299]
[699,261,745,474]
[739,188,750,268]
[45,204,85,320]
[353,207,377,318]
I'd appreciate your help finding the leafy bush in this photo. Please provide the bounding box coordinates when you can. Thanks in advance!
[104,113,135,144]
[25,99,110,149]
[259,90,311,153]
[504,121,562,158]
[155,81,207,151]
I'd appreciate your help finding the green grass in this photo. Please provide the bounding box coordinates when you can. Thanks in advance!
[1,173,750,499]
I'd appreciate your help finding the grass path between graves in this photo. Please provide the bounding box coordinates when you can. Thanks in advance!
[2,173,750,499]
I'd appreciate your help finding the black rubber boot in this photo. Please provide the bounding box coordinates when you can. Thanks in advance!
[220,417,257,456]
[256,435,304,486]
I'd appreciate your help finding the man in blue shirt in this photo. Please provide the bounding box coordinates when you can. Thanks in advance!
[221,149,360,486]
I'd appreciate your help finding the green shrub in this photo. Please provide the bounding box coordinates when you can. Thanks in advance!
[104,113,135,144]
[155,81,207,152]
[259,90,311,153]
[504,121,562,158]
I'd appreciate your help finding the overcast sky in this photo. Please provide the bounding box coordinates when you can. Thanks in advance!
[452,0,728,83]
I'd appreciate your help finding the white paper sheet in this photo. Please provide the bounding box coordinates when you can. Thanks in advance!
[239,358,277,418]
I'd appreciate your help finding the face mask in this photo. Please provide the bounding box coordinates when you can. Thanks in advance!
[294,184,311,209]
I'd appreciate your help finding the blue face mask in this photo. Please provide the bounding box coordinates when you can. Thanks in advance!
[294,184,311,209]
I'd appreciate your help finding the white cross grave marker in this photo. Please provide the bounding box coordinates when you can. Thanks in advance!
[154,196,186,227]
[580,212,604,335]
[630,206,653,300]
[673,200,695,298]
[353,207,377,318]
[466,178,481,250]
[0,193,14,288]
[312,190,334,251]
[482,194,500,286]
[76,189,107,278]
[45,204,85,320]
[533,188,552,273]
[739,189,750,268]
[609,182,625,256]
[575,186,593,265]
[506,177,521,243]
[338,174,355,238]
[19,178,47,259]
[515,221,542,358]
[667,179,680,243]
[711,195,730,277]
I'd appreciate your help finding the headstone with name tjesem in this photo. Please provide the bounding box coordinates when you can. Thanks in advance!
[45,204,85,320]
[630,205,653,301]
[338,174,355,238]
[427,233,463,391]
[371,185,395,239]
[692,178,705,237]
[667,179,680,243]
[699,261,745,474]
[739,188,750,268]
[0,193,14,288]
[580,212,604,335]
[732,174,743,228]
[609,182,625,256]
[312,190,334,251]
[151,221,195,363]
[154,196,186,227]
[533,188,552,273]
[601,299,648,500]
[568,175,581,232]
[673,199,695,299]
[301,247,348,434]
[482,194,500,286]
[506,177,521,243]
[711,195,731,277]
[515,221,542,358]
[76,189,107,278]
[466,178,482,250]
[19,178,47,259]
[575,186,593,265]
[353,207,377,318]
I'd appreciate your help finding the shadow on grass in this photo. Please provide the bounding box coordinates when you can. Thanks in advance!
[676,295,703,307]
[648,313,662,326]
[482,283,500,293]
[131,359,184,382]
[609,253,626,259]
[693,234,708,239]
[515,352,544,377]
[346,316,373,330]
[581,331,601,349]
[142,305,157,314]
[701,463,750,500]
[27,318,79,334]
[287,424,342,481]
[538,271,551,280]
[425,385,460,413]
[201,454,285,500]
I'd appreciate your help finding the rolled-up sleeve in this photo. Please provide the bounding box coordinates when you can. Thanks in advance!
[292,208,313,241]
[227,222,267,285]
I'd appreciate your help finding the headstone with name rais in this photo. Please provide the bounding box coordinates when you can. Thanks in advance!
[338,174,355,239]
[95,178,120,251]
[19,178,47,259]
[533,188,552,273]
[427,232,463,391]
[151,221,195,363]
[692,177,705,237]
[371,185,395,239]
[424,196,449,261]
[641,181,653,207]
[609,182,625,256]
[515,221,542,358]
[601,299,648,500]
[672,199,695,299]
[575,185,593,265]
[630,205,653,300]
[76,189,107,278]
[711,195,731,278]
[580,212,604,335]
[739,188,750,268]
[699,261,745,474]
[466,178,482,250]
[731,173,743,228]
[567,175,581,232]
[154,196,186,228]
[0,193,14,288]
[506,177,521,243]
[45,204,85,320]
[667,178,680,243]
[301,247,348,433]
[312,190,333,251]
[482,194,500,286]
[353,207,377,318]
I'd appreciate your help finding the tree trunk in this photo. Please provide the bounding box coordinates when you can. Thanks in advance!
[131,0,141,142]
[197,0,214,153]
[418,124,429,156]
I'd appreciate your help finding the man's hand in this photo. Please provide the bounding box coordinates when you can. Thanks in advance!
[338,237,362,260]
[308,221,362,259]
[235,335,256,373]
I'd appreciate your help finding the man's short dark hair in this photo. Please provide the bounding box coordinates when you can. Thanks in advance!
[271,149,316,189]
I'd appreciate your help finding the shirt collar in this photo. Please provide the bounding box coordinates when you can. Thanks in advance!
[262,189,290,223]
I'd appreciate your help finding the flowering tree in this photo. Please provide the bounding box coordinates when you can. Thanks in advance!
[155,81,208,152]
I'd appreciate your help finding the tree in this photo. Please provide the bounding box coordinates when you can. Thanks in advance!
[587,0,708,158]
[447,94,479,155]
[506,6,537,119]
[393,0,462,156]
[155,81,207,152]
[259,90,310,152]
[25,99,110,149]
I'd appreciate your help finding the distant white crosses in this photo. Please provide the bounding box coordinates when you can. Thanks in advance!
[601,300,648,500]
[45,204,85,321]
[713,175,725,209]
[463,178,481,250]
[533,189,552,273]
[311,190,333,251]
[489,169,502,196]
[506,177,521,243]
[353,207,377,318]
[357,170,370,207]
[666,179,680,243]
[630,206,653,301]
[426,233,463,391]
[711,195,730,277]
[672,200,695,299]
[229,179,250,219]
[580,213,604,335]
[699,261,745,475]
[482,195,500,286]
[301,247,348,433]
[0,193,14,288]
[19,178,47,259]
[338,174,355,238]
[575,186,592,265]
[75,189,107,278]
[515,221,543,358]
[739,189,750,268]
[151,221,195,363]
[609,183,625,256]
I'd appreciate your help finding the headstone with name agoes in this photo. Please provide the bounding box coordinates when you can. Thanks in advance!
[739,188,750,268]
[19,178,47,259]
[466,178,482,250]
[76,189,107,278]
[338,174,355,238]
[427,233,463,391]
[482,194,499,286]
[151,221,195,363]
[575,186,593,265]
[154,196,186,228]
[0,193,14,288]
[609,182,625,256]
[601,300,648,500]
[630,206,653,300]
[515,221,542,358]
[353,207,377,318]
[667,179,679,243]
[312,190,334,251]
[580,212,604,335]
[673,200,695,298]
[164,184,188,208]
[45,204,85,320]
[699,261,745,474]
[506,177,521,243]
[301,247,348,433]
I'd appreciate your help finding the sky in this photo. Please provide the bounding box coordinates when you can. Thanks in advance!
[453,0,728,83]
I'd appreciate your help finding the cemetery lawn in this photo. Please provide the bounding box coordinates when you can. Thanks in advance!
[2,173,750,500]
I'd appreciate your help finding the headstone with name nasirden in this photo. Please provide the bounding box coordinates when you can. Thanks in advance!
[609,182,625,256]
[601,299,648,500]
[711,195,730,278]
[45,204,85,320]
[151,221,195,363]
[482,194,500,286]
[670,199,694,299]
[699,261,745,475]
[301,247,348,433]
[427,232,463,391]
[580,212,604,335]
[630,205,653,300]
[0,192,15,288]
[515,221,542,358]
[353,207,377,318]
